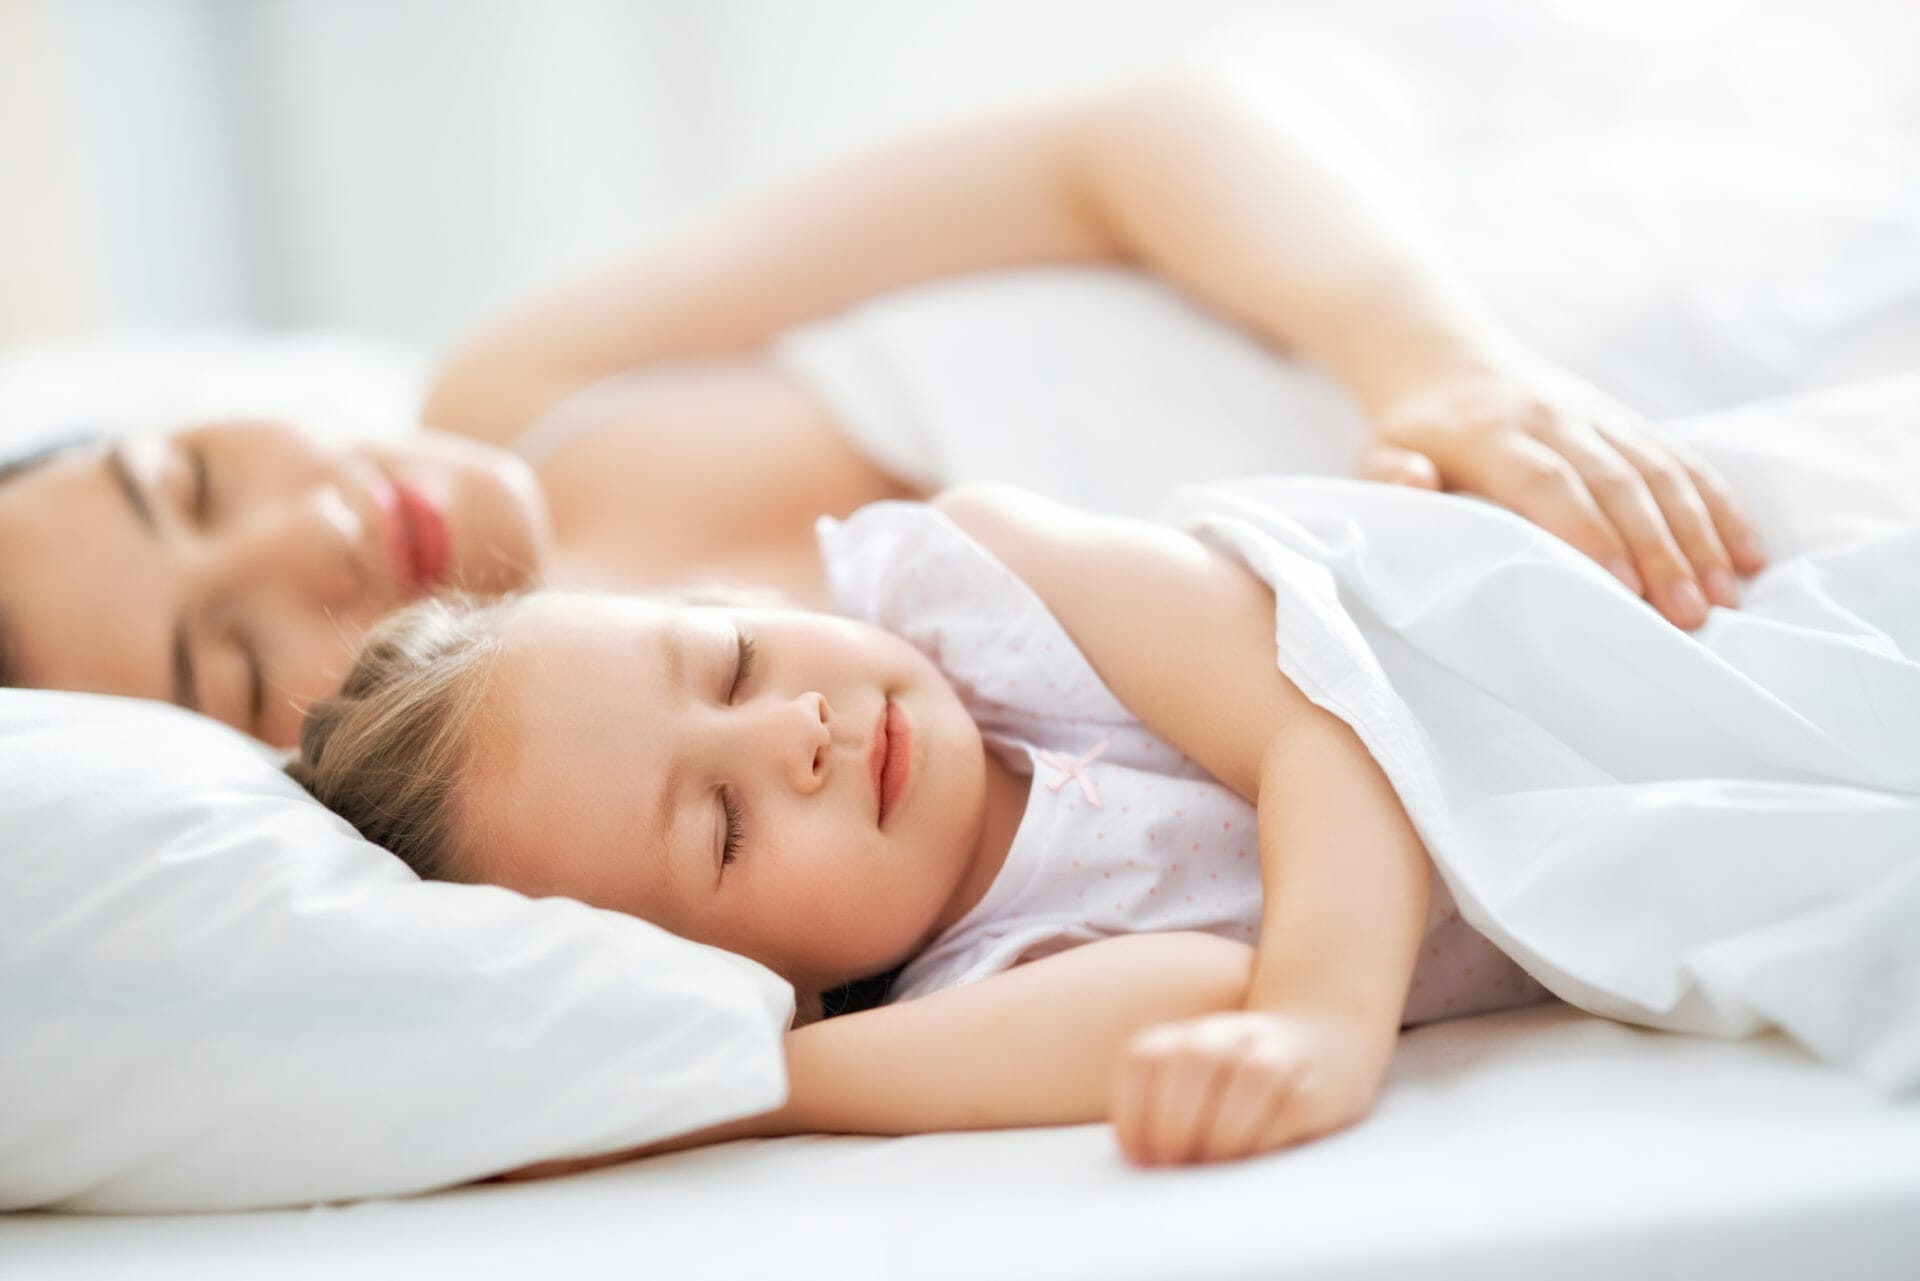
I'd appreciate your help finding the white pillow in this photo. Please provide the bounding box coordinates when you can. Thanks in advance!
[0,689,792,1213]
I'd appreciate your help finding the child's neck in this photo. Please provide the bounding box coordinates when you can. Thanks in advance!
[924,747,1028,941]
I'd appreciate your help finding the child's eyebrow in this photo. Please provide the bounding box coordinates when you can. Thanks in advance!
[663,629,686,694]
[649,625,693,884]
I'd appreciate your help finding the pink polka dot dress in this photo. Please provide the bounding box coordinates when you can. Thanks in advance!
[818,502,1554,1027]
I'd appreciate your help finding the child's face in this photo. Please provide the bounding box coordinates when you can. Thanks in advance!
[459,593,993,993]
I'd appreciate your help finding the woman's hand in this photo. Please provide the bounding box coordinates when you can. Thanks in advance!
[1109,1007,1392,1167]
[1358,358,1769,630]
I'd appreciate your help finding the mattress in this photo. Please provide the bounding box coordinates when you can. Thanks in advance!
[5,1002,1916,1280]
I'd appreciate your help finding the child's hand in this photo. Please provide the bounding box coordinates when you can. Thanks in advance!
[1359,356,1766,631]
[1109,1008,1391,1167]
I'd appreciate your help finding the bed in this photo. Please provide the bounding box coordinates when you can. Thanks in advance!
[6,8,1920,1275]
[6,1003,1917,1279]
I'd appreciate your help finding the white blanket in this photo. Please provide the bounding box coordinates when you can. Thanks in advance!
[1166,371,1920,1094]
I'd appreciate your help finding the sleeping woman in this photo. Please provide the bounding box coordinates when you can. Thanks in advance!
[0,75,1766,739]
[286,463,1920,1173]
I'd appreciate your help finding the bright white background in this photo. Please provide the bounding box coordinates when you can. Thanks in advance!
[4,0,1917,357]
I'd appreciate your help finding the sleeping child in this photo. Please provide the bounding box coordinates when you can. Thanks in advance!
[289,471,1920,1175]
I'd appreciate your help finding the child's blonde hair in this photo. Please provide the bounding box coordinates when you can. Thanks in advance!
[286,595,522,881]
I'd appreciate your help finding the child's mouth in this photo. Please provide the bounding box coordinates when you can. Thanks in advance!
[871,700,913,827]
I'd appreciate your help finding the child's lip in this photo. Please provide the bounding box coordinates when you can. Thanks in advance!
[868,702,889,825]
[877,701,912,828]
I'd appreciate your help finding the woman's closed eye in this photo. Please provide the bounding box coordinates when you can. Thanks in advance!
[189,445,212,524]
[173,443,213,526]
[168,443,264,731]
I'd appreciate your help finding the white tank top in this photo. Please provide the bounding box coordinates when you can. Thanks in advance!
[818,501,1552,1027]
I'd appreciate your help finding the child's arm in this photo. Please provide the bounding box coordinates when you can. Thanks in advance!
[938,485,1431,1167]
[498,931,1254,1181]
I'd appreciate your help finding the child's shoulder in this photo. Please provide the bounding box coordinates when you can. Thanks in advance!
[819,492,1138,731]
[819,490,1057,623]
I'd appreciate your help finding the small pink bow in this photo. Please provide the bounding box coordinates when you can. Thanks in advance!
[1035,737,1110,808]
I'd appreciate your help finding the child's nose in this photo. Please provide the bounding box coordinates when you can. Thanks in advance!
[783,692,831,794]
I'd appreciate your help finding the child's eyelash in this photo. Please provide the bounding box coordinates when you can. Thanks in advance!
[720,788,744,867]
[718,628,755,872]
[730,630,758,701]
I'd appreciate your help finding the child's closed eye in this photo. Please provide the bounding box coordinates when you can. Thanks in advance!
[730,629,757,700]
[720,787,745,868]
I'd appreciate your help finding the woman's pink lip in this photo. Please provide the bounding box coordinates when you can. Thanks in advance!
[371,476,412,599]
[390,478,451,597]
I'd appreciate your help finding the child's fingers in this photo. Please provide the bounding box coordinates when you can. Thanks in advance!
[1109,1035,1162,1165]
[1113,1022,1212,1165]
[1143,1040,1235,1165]
[1197,1046,1302,1163]
[1113,1017,1257,1165]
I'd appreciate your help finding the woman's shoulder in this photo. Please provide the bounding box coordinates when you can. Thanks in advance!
[527,357,913,580]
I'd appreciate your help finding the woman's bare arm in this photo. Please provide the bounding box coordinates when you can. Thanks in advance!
[498,930,1253,1181]
[428,72,1763,628]
[424,75,1504,447]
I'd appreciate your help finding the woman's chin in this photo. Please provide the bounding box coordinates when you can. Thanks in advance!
[377,430,553,597]
[468,451,552,593]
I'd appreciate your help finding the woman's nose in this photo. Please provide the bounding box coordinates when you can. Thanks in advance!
[188,484,374,611]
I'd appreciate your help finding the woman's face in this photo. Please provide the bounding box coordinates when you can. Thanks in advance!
[459,593,994,995]
[0,420,549,747]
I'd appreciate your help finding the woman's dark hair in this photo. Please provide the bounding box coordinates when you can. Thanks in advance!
[0,431,108,689]
[0,433,100,486]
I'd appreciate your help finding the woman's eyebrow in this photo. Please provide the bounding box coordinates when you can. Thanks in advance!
[107,442,201,711]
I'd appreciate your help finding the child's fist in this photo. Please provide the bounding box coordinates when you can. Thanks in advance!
[1109,1008,1390,1166]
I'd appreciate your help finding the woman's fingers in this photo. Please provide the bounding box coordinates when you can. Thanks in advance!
[1371,364,1772,630]
[1356,441,1442,491]
[1519,418,1713,625]
[1478,431,1644,595]
[1472,416,1755,629]
[1594,423,1740,617]
[1662,436,1770,576]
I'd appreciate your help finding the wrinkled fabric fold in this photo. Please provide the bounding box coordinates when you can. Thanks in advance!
[1167,467,1920,1094]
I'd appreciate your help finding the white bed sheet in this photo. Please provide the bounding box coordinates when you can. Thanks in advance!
[6,1003,1917,1281]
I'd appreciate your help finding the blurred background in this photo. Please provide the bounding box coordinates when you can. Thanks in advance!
[2,0,1917,389]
